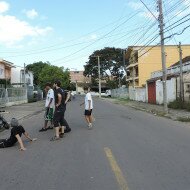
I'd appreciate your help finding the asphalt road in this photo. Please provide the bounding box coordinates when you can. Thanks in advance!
[1,96,190,190]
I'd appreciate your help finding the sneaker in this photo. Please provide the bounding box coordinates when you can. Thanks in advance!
[88,124,92,129]
[60,133,64,138]
[50,136,60,141]
[39,128,47,132]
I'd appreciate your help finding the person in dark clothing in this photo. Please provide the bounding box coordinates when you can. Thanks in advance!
[0,118,37,151]
[51,80,67,141]
[60,89,71,134]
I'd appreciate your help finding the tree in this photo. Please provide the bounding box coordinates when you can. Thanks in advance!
[26,61,49,85]
[84,47,125,89]
[38,65,70,89]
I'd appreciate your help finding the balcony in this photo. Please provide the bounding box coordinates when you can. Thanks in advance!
[126,75,139,81]
[126,62,138,69]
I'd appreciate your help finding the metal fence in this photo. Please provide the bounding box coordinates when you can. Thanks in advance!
[0,87,27,107]
[0,88,6,107]
[7,88,27,102]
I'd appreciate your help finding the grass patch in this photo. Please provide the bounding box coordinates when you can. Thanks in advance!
[117,97,130,102]
[177,117,190,122]
[168,99,185,109]
[168,99,190,111]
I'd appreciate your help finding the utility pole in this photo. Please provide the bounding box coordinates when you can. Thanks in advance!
[178,42,184,101]
[97,56,101,98]
[24,63,26,88]
[158,0,168,114]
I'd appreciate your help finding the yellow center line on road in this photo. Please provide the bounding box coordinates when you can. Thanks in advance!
[104,147,129,190]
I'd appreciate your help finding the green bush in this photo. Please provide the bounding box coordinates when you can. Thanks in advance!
[184,102,190,111]
[28,97,37,103]
[168,99,190,111]
[168,99,185,109]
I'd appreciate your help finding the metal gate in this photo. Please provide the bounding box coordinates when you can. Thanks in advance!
[0,88,6,107]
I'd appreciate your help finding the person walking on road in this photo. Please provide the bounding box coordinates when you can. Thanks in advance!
[80,87,93,129]
[51,80,66,141]
[39,82,55,132]
[60,89,71,134]
[0,118,37,151]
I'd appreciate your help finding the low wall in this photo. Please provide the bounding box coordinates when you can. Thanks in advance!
[156,78,176,104]
[129,87,146,102]
[111,87,129,98]
[0,87,27,107]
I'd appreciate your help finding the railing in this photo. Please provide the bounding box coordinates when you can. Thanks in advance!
[0,87,27,107]
[151,61,190,79]
[0,88,6,107]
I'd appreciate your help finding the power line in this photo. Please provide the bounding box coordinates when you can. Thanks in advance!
[139,0,158,20]
[51,12,140,63]
[164,24,190,40]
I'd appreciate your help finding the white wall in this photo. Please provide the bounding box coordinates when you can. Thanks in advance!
[111,87,129,98]
[11,67,34,87]
[135,88,147,102]
[129,87,146,102]
[11,67,21,84]
[156,78,176,104]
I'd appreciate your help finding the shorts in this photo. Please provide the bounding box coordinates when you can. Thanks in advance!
[84,109,92,116]
[44,107,54,121]
[53,109,65,128]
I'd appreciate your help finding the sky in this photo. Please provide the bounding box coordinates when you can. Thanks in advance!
[0,0,190,70]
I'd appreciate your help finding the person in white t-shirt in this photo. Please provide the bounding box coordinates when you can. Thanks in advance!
[39,82,55,132]
[80,87,93,129]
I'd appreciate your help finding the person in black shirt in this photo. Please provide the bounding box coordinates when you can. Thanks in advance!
[60,89,71,134]
[0,118,37,151]
[51,80,66,141]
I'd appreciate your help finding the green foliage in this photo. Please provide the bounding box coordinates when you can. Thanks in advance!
[26,61,70,89]
[107,79,118,89]
[38,65,70,89]
[168,99,190,111]
[26,61,49,85]
[0,79,11,88]
[84,47,125,87]
[168,99,185,109]
[68,83,76,91]
[177,117,190,122]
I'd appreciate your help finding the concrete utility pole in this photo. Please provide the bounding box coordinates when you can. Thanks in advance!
[23,63,26,88]
[97,56,101,98]
[158,0,168,114]
[178,42,184,101]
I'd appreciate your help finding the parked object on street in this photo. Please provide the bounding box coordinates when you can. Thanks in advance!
[0,110,10,131]
[105,90,111,97]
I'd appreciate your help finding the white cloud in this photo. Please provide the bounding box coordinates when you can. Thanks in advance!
[139,11,158,20]
[175,0,190,17]
[128,1,158,20]
[128,2,143,10]
[0,1,9,13]
[79,34,98,43]
[90,34,97,40]
[24,9,38,19]
[0,15,52,46]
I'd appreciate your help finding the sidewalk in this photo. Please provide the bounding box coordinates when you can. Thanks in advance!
[1,101,44,123]
[102,98,190,122]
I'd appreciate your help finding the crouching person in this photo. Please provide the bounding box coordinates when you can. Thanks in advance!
[0,118,37,151]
